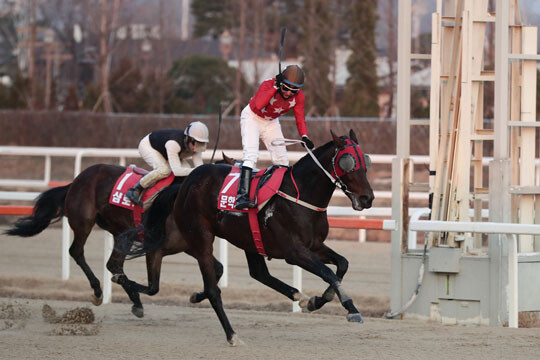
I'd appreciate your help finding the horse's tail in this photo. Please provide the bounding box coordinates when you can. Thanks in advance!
[5,184,71,237]
[116,183,181,259]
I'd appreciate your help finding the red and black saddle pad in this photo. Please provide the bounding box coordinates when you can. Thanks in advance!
[217,166,288,257]
[109,166,175,227]
[217,166,287,212]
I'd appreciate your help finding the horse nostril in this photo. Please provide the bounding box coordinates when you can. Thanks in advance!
[360,195,373,208]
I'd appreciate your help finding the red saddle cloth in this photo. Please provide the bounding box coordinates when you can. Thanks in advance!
[109,167,175,226]
[217,166,288,256]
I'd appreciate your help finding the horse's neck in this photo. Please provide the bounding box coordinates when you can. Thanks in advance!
[289,147,336,208]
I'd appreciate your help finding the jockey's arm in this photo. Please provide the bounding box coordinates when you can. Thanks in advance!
[165,140,193,177]
[250,80,277,112]
[191,151,203,167]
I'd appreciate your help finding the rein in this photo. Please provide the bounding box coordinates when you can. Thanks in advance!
[271,138,356,199]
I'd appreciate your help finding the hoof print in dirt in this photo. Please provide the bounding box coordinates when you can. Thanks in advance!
[0,301,31,331]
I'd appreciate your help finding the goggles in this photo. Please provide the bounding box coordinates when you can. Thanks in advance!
[281,82,300,94]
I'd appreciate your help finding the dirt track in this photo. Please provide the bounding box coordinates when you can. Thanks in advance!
[2,227,540,359]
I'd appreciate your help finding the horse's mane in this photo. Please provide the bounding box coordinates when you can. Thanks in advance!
[291,140,334,171]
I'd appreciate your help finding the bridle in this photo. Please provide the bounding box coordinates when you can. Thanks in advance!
[270,137,370,205]
[299,139,370,198]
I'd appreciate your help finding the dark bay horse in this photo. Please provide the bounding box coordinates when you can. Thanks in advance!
[5,163,225,317]
[120,130,374,345]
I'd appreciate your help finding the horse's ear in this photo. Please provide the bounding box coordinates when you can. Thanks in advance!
[330,129,346,147]
[349,129,359,144]
[221,152,235,165]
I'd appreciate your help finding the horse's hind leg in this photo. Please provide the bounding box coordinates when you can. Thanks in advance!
[106,240,147,318]
[244,251,309,307]
[307,245,349,311]
[190,256,223,303]
[69,225,103,305]
[285,248,363,323]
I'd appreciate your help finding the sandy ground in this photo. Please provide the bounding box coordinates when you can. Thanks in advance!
[1,227,540,359]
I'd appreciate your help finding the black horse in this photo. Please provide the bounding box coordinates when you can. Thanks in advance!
[4,163,227,317]
[120,130,374,345]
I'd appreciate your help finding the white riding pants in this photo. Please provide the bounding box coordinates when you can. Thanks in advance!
[138,135,172,188]
[240,105,288,169]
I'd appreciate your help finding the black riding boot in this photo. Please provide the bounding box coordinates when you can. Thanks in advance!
[126,182,144,206]
[235,166,256,210]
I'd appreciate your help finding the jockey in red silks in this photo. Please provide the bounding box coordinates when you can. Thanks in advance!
[126,121,209,206]
[235,64,314,210]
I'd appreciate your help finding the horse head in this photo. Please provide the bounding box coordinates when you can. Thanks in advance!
[330,129,374,211]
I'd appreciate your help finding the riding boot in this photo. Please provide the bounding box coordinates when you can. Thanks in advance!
[235,166,256,210]
[126,182,144,206]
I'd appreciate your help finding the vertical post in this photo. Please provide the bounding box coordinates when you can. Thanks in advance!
[507,234,518,328]
[488,0,511,327]
[103,232,113,304]
[391,0,412,316]
[61,216,71,280]
[44,155,51,185]
[218,237,228,287]
[518,26,537,252]
[358,215,366,242]
[292,265,302,313]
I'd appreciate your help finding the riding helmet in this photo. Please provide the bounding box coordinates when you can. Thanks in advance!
[185,121,210,143]
[282,65,305,88]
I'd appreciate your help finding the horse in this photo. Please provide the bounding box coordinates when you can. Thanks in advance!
[119,129,374,345]
[4,161,230,318]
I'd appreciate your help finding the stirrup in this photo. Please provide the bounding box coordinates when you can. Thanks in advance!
[235,196,256,210]
[126,189,143,206]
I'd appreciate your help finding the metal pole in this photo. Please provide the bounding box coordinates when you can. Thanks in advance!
[61,217,71,280]
[292,265,302,313]
[218,237,228,287]
[103,231,113,304]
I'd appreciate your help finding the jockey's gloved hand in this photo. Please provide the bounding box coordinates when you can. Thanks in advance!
[301,136,314,150]
[274,73,283,89]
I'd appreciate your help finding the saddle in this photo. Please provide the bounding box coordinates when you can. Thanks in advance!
[217,166,288,212]
[109,166,175,227]
[218,165,288,257]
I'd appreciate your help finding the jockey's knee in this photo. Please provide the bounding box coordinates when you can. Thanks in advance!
[156,167,171,178]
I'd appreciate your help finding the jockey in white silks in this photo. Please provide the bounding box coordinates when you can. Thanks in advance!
[126,121,209,206]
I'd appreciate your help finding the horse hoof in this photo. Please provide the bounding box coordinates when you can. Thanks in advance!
[346,313,364,323]
[131,306,144,318]
[307,296,319,312]
[91,294,103,306]
[189,292,204,303]
[293,292,310,309]
[228,334,245,347]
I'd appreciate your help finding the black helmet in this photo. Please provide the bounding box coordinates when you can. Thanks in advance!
[282,65,304,88]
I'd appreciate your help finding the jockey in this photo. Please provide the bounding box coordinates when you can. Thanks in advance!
[126,121,209,206]
[235,64,314,210]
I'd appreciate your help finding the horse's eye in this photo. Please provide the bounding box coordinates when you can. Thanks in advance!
[338,154,356,173]
[363,155,372,169]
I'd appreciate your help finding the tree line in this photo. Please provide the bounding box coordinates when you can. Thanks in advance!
[0,0,382,117]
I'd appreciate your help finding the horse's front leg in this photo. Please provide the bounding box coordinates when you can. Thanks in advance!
[285,248,363,323]
[189,248,241,346]
[243,251,309,307]
[307,245,349,312]
[190,256,223,303]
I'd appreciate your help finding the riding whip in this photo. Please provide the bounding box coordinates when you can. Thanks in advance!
[279,27,286,74]
[210,102,222,164]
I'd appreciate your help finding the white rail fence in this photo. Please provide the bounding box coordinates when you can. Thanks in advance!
[2,146,538,322]
[0,146,407,306]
